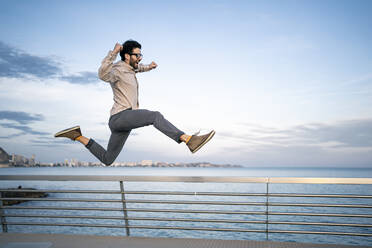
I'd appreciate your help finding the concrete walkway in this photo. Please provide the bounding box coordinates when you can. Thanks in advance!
[0,233,370,248]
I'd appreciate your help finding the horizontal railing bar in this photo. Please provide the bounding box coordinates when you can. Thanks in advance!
[268,177,372,185]
[269,203,372,208]
[4,205,372,218]
[270,212,372,218]
[2,188,372,199]
[269,230,372,237]
[5,222,371,236]
[3,197,371,208]
[3,214,267,224]
[0,189,268,196]
[2,206,123,211]
[5,214,372,228]
[125,199,260,206]
[2,206,266,215]
[2,189,372,199]
[1,197,262,205]
[4,222,266,233]
[0,198,268,206]
[114,225,372,236]
[131,225,372,236]
[126,209,372,218]
[4,214,124,220]
[1,175,372,184]
[5,222,127,228]
[0,197,122,203]
[125,209,372,218]
[0,189,121,194]
[269,221,372,228]
[127,209,372,218]
[125,208,265,215]
[269,193,372,198]
[130,217,264,224]
[124,191,269,196]
[126,225,266,233]
[125,191,372,198]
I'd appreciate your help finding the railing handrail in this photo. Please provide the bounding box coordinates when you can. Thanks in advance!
[1,175,372,184]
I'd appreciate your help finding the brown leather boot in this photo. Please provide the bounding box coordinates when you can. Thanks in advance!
[54,126,82,141]
[186,130,215,153]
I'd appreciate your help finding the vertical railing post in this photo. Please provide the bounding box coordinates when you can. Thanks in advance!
[0,192,8,232]
[265,178,269,241]
[120,181,130,236]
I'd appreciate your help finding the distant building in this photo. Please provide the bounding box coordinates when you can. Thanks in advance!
[141,160,153,166]
[29,155,36,166]
[11,154,30,166]
[122,162,137,166]
[0,147,10,167]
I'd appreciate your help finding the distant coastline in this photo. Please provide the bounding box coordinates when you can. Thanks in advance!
[0,146,242,168]
[2,162,243,168]
[2,159,243,169]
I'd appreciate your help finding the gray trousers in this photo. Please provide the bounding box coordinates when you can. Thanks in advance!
[85,108,184,165]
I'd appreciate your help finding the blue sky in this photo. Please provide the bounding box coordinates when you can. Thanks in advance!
[0,0,371,167]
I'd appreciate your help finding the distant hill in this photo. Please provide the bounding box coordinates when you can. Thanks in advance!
[0,147,10,165]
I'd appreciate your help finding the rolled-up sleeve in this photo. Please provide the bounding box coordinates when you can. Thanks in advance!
[98,51,118,83]
[137,63,151,73]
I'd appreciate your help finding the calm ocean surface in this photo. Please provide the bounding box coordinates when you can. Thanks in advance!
[1,167,371,246]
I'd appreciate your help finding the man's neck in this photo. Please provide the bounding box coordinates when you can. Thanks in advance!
[123,61,135,70]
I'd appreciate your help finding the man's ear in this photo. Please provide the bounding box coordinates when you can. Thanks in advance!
[124,53,130,62]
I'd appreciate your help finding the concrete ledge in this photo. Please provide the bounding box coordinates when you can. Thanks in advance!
[0,233,370,248]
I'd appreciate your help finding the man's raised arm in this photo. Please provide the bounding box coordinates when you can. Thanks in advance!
[98,43,122,83]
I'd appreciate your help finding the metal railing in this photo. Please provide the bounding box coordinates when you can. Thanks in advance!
[0,175,371,240]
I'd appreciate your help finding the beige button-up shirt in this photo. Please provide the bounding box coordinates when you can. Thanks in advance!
[98,50,151,116]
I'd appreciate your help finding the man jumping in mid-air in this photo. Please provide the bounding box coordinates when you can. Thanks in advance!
[54,40,215,166]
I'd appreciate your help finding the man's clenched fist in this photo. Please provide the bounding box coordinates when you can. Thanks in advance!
[113,43,123,54]
[149,61,157,70]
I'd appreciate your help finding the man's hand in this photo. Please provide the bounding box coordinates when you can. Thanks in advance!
[149,61,158,70]
[113,43,123,54]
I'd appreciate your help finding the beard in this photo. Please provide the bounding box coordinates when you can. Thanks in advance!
[129,58,139,69]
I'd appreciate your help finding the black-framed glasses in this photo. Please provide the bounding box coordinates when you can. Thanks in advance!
[130,53,143,59]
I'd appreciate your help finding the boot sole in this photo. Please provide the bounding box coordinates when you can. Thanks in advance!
[54,126,81,138]
[192,130,216,154]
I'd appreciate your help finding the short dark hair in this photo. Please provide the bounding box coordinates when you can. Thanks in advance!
[120,40,141,61]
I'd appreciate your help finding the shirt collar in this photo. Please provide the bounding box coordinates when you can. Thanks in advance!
[120,61,135,72]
